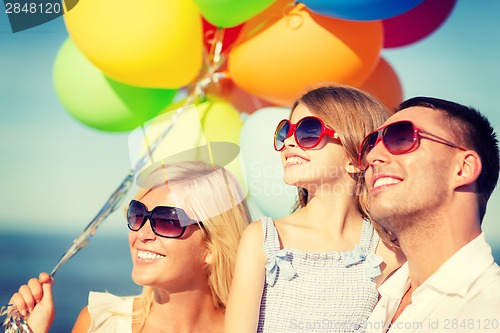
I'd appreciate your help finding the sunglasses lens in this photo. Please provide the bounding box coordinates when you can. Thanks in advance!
[274,120,290,151]
[127,201,145,231]
[296,117,323,148]
[384,121,415,154]
[151,208,185,238]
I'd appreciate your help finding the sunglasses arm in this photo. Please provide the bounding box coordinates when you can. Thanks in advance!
[419,131,467,151]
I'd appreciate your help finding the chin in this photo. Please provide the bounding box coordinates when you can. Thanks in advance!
[132,274,156,288]
[282,176,299,187]
[369,202,393,223]
[284,174,314,187]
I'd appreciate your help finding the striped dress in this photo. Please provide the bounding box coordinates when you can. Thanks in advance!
[257,217,382,333]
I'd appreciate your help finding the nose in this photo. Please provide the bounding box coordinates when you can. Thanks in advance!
[135,218,157,241]
[282,125,298,149]
[283,134,297,148]
[366,136,390,167]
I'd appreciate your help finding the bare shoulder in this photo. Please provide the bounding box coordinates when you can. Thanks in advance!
[71,306,91,333]
[375,240,406,286]
[241,218,265,243]
[235,219,267,260]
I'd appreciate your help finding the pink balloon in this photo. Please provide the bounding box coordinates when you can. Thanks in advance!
[383,0,457,48]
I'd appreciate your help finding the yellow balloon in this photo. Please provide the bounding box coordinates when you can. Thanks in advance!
[64,0,203,88]
[153,95,246,186]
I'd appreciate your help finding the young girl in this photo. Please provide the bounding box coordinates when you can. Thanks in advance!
[225,86,404,333]
[9,161,251,333]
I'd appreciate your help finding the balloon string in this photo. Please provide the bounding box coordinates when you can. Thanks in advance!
[210,27,225,66]
[0,68,206,333]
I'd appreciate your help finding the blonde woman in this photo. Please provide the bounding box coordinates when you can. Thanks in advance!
[225,86,405,333]
[9,161,251,333]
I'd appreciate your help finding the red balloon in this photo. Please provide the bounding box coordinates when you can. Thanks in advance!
[202,19,243,55]
[360,58,403,111]
[383,0,457,48]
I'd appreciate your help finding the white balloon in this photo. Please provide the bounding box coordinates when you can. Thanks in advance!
[240,107,298,219]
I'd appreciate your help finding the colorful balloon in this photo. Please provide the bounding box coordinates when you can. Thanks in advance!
[53,38,177,132]
[240,107,298,218]
[64,0,203,88]
[202,18,243,56]
[158,95,246,184]
[228,2,383,106]
[360,58,403,111]
[301,0,423,21]
[206,74,275,114]
[194,0,275,28]
[383,0,457,48]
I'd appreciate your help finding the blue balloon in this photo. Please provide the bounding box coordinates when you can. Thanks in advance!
[300,0,424,21]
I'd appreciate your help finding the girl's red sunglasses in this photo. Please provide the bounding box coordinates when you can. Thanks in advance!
[274,116,340,151]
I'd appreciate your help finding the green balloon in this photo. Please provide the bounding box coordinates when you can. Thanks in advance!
[194,0,275,28]
[53,38,177,132]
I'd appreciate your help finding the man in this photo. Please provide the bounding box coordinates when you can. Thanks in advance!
[358,97,500,332]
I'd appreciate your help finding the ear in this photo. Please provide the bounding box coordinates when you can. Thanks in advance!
[454,151,482,189]
[204,249,214,265]
[345,160,362,175]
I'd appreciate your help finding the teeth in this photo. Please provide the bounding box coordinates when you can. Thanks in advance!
[374,177,400,189]
[137,250,165,260]
[286,156,308,165]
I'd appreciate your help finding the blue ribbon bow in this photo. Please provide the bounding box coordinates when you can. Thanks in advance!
[342,245,383,278]
[265,248,296,286]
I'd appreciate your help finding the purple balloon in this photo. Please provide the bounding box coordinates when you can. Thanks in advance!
[383,0,457,48]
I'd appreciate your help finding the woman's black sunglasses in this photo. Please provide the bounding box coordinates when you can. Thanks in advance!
[127,200,202,238]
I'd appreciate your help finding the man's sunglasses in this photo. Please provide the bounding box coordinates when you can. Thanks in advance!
[358,120,467,170]
[127,200,202,238]
[274,116,340,151]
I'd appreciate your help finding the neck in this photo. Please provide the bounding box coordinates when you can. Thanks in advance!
[141,288,223,333]
[301,181,364,233]
[394,206,481,287]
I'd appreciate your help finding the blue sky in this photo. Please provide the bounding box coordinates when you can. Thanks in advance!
[1,1,499,248]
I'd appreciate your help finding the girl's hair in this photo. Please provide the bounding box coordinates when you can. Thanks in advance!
[291,85,391,232]
[132,161,251,326]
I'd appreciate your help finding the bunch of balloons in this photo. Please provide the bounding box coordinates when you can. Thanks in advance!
[54,0,456,218]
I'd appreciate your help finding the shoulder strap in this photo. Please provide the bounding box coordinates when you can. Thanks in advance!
[260,216,281,259]
[360,218,380,253]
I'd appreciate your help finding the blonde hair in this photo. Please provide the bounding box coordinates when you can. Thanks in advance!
[290,85,392,241]
[131,161,251,326]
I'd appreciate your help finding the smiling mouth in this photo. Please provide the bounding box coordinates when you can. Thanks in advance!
[373,177,401,189]
[137,250,165,261]
[286,156,309,165]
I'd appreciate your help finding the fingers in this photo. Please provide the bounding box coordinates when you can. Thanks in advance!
[8,273,53,317]
[39,274,54,306]
[38,272,53,285]
[9,291,30,317]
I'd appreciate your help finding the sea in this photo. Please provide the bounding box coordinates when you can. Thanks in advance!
[1,232,499,333]
[0,232,141,333]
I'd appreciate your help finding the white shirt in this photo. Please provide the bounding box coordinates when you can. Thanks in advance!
[366,233,500,333]
[88,291,134,333]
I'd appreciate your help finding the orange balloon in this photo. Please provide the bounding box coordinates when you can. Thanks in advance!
[228,1,383,106]
[206,74,275,114]
[360,57,403,111]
